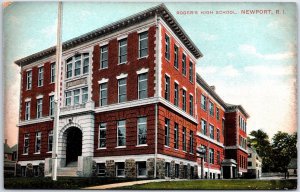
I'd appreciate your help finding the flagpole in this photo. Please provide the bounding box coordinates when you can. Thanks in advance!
[52,1,63,181]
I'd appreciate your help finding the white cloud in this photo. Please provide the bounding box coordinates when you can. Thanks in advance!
[226,52,235,58]
[200,32,218,41]
[244,64,295,76]
[40,22,57,38]
[239,44,296,60]
[197,65,240,78]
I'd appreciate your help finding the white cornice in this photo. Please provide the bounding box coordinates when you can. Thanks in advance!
[136,68,149,75]
[196,131,224,148]
[36,94,43,99]
[98,78,109,84]
[116,73,128,80]
[25,98,31,102]
[117,34,128,41]
[137,27,149,34]
[18,117,52,126]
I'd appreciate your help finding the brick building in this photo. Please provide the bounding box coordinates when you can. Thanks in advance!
[14,4,249,178]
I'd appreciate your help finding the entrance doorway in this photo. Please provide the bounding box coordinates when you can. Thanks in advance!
[65,127,82,166]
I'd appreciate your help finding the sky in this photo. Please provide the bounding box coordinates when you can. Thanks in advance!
[3,2,297,146]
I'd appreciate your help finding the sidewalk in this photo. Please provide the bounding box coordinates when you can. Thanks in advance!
[83,179,166,189]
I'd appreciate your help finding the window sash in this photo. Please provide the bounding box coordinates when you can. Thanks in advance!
[182,90,186,111]
[174,83,179,106]
[48,130,53,152]
[189,61,193,82]
[182,54,186,75]
[100,83,108,106]
[164,75,170,101]
[138,117,147,145]
[82,87,88,103]
[138,73,148,99]
[183,127,186,151]
[100,46,108,69]
[201,95,207,110]
[189,131,194,153]
[99,123,107,148]
[50,63,55,83]
[139,32,148,58]
[119,39,127,64]
[210,125,214,139]
[117,120,126,146]
[49,96,54,116]
[116,163,125,176]
[65,91,72,106]
[37,99,42,118]
[118,78,127,103]
[23,134,29,154]
[165,35,170,60]
[174,45,178,68]
[189,95,194,115]
[35,132,41,153]
[174,123,178,149]
[164,118,170,146]
[201,120,207,135]
[25,102,30,120]
[73,89,80,105]
[38,67,44,86]
[26,71,32,90]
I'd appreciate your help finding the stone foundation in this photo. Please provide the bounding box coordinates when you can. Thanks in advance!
[105,160,115,177]
[125,159,136,178]
[156,158,165,179]
[146,158,155,178]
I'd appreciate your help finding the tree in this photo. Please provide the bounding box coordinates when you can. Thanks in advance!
[248,129,273,172]
[271,131,297,173]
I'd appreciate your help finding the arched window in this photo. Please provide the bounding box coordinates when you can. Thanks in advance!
[66,53,89,78]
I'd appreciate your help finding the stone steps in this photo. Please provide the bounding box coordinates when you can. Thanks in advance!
[57,167,78,177]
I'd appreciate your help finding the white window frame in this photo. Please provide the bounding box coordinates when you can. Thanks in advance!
[73,89,80,105]
[165,34,170,60]
[182,127,186,151]
[209,124,214,139]
[174,82,179,106]
[100,45,108,69]
[23,133,29,154]
[82,87,88,103]
[116,162,125,177]
[189,61,193,82]
[65,91,72,106]
[25,101,30,120]
[48,130,53,152]
[97,163,106,177]
[182,89,186,111]
[49,95,54,116]
[174,45,178,68]
[38,66,44,87]
[189,130,194,154]
[209,148,214,164]
[182,53,186,76]
[50,63,55,83]
[117,120,126,147]
[138,31,148,58]
[98,123,107,149]
[164,118,170,146]
[35,132,41,153]
[137,117,147,145]
[201,94,207,110]
[138,73,148,99]
[36,98,43,118]
[209,101,214,116]
[189,94,194,116]
[201,119,207,135]
[118,38,127,64]
[100,83,108,106]
[66,53,90,79]
[137,161,147,177]
[118,78,127,103]
[164,75,170,101]
[26,70,32,90]
[174,123,179,149]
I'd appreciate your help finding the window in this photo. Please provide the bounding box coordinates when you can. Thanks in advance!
[83,53,89,74]
[217,151,220,165]
[165,118,170,146]
[119,38,127,64]
[74,55,81,76]
[47,130,53,152]
[209,124,214,139]
[118,78,127,103]
[38,67,44,87]
[182,54,186,76]
[174,45,178,68]
[36,98,43,118]
[25,101,30,120]
[189,130,194,154]
[209,101,214,116]
[49,95,54,116]
[97,163,106,176]
[65,91,72,106]
[100,45,108,69]
[248,153,252,158]
[222,119,225,135]
[165,162,170,177]
[201,119,207,135]
[117,120,126,147]
[216,108,220,120]
[116,162,125,177]
[73,89,80,105]
[209,148,214,164]
[65,53,90,78]
[165,35,170,60]
[164,75,170,101]
[174,123,179,149]
[202,145,207,162]
[35,132,41,153]
[23,133,29,154]
[217,128,220,142]
[138,73,148,99]
[137,117,147,145]
[66,58,72,78]
[182,127,186,151]
[50,63,55,83]
[182,89,186,111]
[248,162,252,167]
[82,87,88,103]
[26,70,32,90]
[100,83,108,106]
[174,83,179,106]
[189,61,193,82]
[201,94,206,110]
[139,31,148,58]
[189,95,194,115]
[137,162,146,176]
[99,123,106,148]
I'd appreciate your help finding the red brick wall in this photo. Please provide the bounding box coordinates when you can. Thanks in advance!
[237,149,248,171]
[224,112,237,146]
[18,121,53,161]
[94,105,155,157]
[20,62,55,120]
[157,104,197,162]
[160,24,196,116]
[196,137,224,170]
[92,25,156,107]
[196,86,225,144]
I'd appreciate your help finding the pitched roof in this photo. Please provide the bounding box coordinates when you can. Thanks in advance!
[15,3,202,66]
[4,143,12,154]
[226,103,250,118]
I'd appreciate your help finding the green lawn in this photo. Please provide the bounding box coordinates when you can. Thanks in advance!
[117,179,297,190]
[4,177,145,189]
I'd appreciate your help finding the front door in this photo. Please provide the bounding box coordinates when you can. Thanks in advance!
[66,127,82,166]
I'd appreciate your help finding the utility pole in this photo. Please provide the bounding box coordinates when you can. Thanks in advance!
[52,1,63,181]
